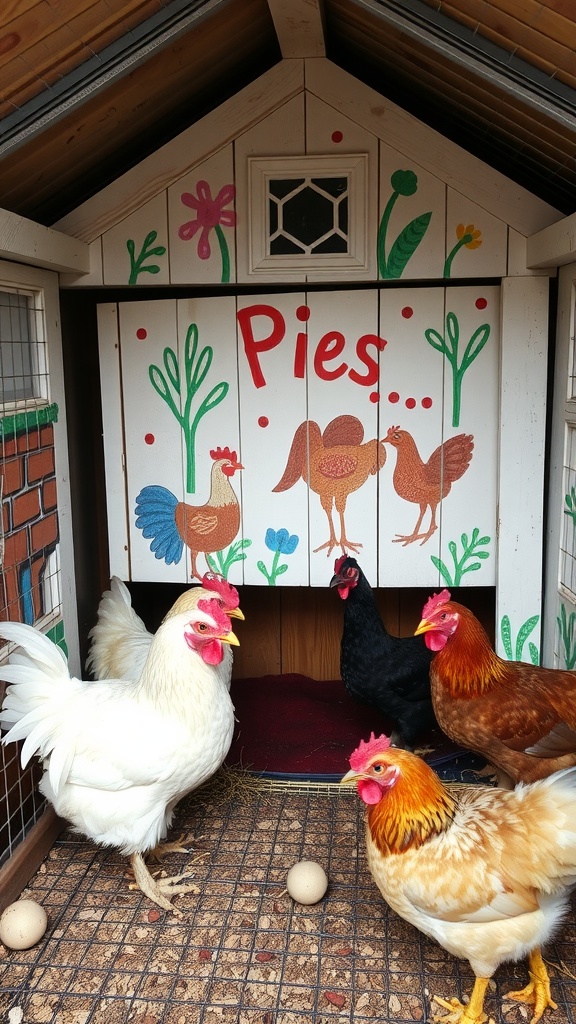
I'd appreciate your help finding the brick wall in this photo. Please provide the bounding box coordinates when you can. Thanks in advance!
[1,405,60,624]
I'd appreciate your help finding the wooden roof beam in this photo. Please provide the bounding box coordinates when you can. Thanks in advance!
[267,0,325,57]
[527,213,576,269]
[0,209,91,274]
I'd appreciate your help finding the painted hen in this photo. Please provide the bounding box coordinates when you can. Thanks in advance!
[135,446,243,579]
[383,427,473,546]
[0,598,239,915]
[415,590,576,788]
[273,415,386,555]
[86,571,244,687]
[343,733,576,1024]
[330,555,436,748]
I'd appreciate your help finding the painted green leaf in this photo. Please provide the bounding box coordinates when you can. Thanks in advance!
[385,212,432,279]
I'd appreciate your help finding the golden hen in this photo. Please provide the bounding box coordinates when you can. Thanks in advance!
[0,598,239,916]
[415,590,576,787]
[343,733,576,1024]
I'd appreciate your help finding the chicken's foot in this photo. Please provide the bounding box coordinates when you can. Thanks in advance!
[129,851,199,916]
[149,832,198,861]
[504,948,557,1024]
[433,977,490,1024]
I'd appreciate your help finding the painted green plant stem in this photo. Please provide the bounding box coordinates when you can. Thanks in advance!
[127,230,166,285]
[500,614,540,665]
[377,170,431,280]
[425,312,490,427]
[214,224,231,283]
[557,602,576,670]
[430,527,490,586]
[149,322,228,493]
[206,538,252,579]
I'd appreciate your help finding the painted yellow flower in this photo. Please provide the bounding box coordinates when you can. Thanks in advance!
[456,223,482,249]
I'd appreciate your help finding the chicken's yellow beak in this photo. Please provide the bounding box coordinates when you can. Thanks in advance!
[220,629,240,646]
[228,607,245,621]
[414,617,433,636]
[340,769,361,786]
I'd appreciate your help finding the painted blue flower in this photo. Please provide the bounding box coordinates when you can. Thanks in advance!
[265,527,299,555]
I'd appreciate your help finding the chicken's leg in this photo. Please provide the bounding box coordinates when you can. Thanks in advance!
[129,851,198,916]
[336,497,363,554]
[504,948,557,1024]
[313,496,340,555]
[433,976,490,1024]
[393,503,437,546]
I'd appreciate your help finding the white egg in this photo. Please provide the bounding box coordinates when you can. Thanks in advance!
[286,860,328,905]
[0,899,48,950]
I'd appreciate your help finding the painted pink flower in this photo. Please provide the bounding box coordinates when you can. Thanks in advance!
[179,181,237,260]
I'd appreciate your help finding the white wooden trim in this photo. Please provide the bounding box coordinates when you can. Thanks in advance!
[267,0,325,57]
[0,261,80,675]
[96,304,130,580]
[543,263,576,664]
[527,212,576,270]
[0,209,91,274]
[496,276,548,659]
[54,60,305,244]
[304,59,561,237]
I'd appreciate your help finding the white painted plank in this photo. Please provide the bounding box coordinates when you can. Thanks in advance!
[438,286,498,589]
[305,289,383,586]
[445,192,507,279]
[237,292,309,585]
[497,276,549,660]
[304,59,561,236]
[527,211,576,269]
[96,303,130,582]
[0,208,90,274]
[267,0,325,57]
[168,147,236,285]
[305,92,378,282]
[378,148,445,280]
[235,93,306,285]
[54,61,305,244]
[378,288,446,587]
[102,193,169,286]
[507,228,555,278]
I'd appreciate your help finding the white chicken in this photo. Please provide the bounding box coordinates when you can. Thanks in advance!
[85,571,244,687]
[0,596,240,915]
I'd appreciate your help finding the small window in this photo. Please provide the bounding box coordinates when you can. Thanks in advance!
[0,288,48,407]
[248,154,368,274]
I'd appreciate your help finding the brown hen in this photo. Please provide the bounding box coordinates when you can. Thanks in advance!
[272,415,386,556]
[383,427,473,546]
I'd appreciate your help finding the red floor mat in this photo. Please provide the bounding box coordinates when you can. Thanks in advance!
[226,673,481,780]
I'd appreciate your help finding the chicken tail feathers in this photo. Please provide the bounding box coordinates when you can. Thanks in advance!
[134,485,184,565]
[86,576,151,679]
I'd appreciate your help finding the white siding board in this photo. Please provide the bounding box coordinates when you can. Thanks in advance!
[96,303,130,582]
[102,193,169,286]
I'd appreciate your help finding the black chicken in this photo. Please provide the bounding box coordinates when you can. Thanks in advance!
[330,555,437,748]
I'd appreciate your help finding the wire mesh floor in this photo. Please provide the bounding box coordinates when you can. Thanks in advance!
[2,774,576,1024]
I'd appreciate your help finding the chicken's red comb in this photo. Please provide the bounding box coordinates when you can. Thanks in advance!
[421,589,451,619]
[201,571,240,610]
[334,554,347,574]
[210,446,237,462]
[196,597,233,632]
[349,733,391,770]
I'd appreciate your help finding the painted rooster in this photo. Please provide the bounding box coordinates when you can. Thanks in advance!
[415,589,576,788]
[135,447,243,580]
[383,427,474,546]
[273,415,386,556]
[343,733,576,1024]
[0,600,239,915]
[86,572,244,687]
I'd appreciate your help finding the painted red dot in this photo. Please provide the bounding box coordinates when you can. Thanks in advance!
[405,397,416,409]
[421,397,433,409]
[144,433,155,445]
[331,131,343,143]
[388,392,400,404]
[369,392,380,403]
[258,416,269,427]
[475,297,487,309]
[401,307,414,319]
[136,328,147,340]
[296,305,310,321]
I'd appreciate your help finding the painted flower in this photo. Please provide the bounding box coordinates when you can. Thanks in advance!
[390,169,418,197]
[265,527,299,555]
[179,181,237,259]
[456,223,482,250]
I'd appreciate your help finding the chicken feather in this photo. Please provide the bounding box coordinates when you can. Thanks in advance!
[343,734,576,1024]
